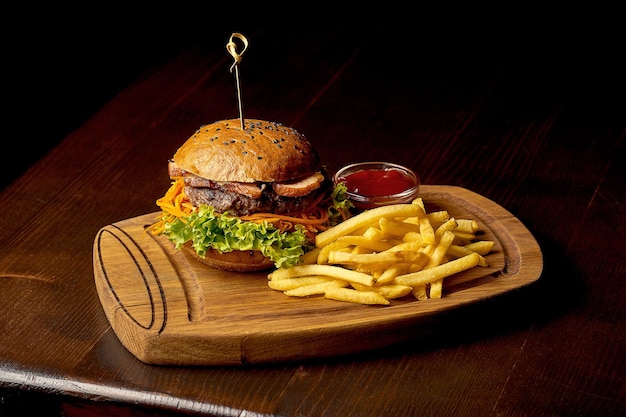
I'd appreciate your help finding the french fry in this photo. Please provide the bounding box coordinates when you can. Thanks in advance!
[424,230,455,269]
[351,282,413,299]
[434,218,458,238]
[268,276,334,291]
[456,218,479,233]
[453,230,476,241]
[324,287,390,305]
[418,215,436,245]
[412,198,425,210]
[429,279,443,299]
[394,252,481,287]
[284,280,348,297]
[269,264,375,286]
[299,247,321,265]
[412,285,428,300]
[464,241,495,256]
[446,244,489,267]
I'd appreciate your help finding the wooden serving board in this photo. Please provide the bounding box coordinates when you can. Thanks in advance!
[93,185,542,366]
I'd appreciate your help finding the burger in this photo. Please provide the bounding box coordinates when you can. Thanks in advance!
[149,118,352,272]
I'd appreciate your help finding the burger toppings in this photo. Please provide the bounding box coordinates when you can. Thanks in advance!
[169,160,325,201]
[182,177,324,216]
[149,176,352,268]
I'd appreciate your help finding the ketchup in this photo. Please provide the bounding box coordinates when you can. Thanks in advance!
[338,168,416,196]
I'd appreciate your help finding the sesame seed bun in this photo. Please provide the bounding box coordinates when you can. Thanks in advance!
[172,118,321,183]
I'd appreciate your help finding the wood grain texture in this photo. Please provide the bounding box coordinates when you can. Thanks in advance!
[93,185,542,365]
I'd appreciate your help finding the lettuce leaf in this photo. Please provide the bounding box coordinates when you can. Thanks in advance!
[162,205,308,269]
[328,182,354,225]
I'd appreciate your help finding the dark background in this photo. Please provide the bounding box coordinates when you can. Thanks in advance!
[6,11,186,189]
[5,7,623,190]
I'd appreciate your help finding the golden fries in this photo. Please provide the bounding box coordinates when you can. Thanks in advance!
[328,250,423,266]
[268,199,495,305]
[315,204,423,247]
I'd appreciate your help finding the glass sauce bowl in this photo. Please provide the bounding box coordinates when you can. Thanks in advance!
[333,162,420,210]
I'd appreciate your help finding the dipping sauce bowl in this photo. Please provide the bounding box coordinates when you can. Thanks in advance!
[333,162,420,210]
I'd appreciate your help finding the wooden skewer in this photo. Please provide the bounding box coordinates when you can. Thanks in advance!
[226,32,249,130]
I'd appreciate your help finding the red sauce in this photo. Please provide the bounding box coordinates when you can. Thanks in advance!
[338,168,416,196]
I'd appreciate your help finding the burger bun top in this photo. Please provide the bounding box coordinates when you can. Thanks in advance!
[172,119,321,183]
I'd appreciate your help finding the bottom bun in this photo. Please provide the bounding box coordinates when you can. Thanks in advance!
[183,244,275,272]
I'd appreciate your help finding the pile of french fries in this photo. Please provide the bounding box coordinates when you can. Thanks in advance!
[267,198,494,305]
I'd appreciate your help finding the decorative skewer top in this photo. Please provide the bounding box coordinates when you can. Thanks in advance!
[226,33,249,130]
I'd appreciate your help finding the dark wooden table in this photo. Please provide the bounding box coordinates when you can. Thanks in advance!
[2,15,624,417]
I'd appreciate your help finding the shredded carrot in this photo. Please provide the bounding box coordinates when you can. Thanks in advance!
[241,210,328,226]
[240,195,331,237]
[147,178,193,234]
